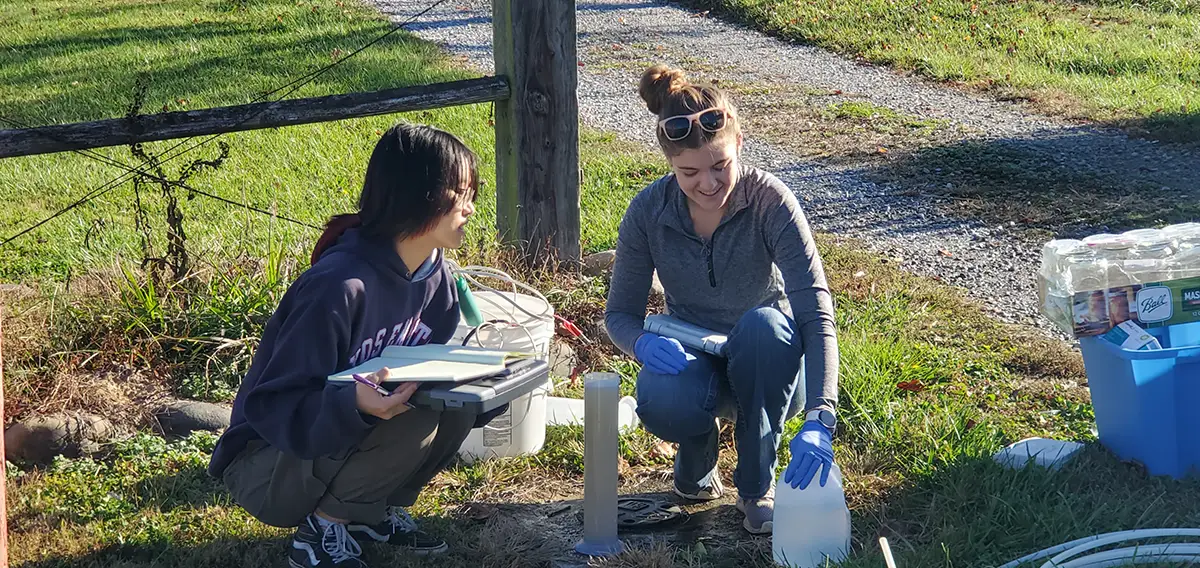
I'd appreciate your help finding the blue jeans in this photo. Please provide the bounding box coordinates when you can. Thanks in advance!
[635,307,804,499]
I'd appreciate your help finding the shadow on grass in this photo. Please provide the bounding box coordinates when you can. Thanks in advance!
[1117,110,1200,147]
[862,123,1200,238]
[14,498,647,568]
[14,536,292,568]
[1,18,471,126]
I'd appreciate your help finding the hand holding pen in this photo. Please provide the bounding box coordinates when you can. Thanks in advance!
[353,367,421,420]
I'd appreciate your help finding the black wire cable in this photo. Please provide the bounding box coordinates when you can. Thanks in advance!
[0,0,451,248]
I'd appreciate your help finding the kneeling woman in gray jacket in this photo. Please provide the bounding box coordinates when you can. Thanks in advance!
[605,64,841,535]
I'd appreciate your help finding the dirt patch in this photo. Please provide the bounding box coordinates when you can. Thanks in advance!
[479,482,769,568]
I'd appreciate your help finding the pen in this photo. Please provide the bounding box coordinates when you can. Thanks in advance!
[352,373,391,396]
[352,373,417,409]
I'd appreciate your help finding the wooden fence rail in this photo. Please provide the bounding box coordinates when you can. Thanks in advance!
[0,77,510,160]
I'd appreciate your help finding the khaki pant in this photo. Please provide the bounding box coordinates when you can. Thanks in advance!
[222,407,475,528]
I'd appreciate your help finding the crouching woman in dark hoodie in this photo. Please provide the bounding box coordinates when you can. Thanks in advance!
[208,123,484,568]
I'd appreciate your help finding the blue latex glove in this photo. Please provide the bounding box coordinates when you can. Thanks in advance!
[634,333,695,375]
[784,420,835,490]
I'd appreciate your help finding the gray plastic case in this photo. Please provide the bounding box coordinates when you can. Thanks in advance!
[406,358,549,414]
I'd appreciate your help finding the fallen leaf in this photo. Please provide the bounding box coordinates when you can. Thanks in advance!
[652,440,677,460]
[897,380,925,392]
[877,147,888,153]
[455,502,497,521]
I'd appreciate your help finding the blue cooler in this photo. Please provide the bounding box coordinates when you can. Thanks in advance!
[1081,322,1200,479]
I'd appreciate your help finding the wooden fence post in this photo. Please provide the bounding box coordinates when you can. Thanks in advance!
[493,0,581,268]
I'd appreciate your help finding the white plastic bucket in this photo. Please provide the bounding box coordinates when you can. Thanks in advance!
[450,290,555,359]
[456,378,552,464]
[452,289,555,463]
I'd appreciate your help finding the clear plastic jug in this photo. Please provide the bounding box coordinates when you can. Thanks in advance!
[772,462,852,568]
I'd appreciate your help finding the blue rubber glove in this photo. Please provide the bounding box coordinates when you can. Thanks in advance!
[634,333,695,375]
[784,420,835,490]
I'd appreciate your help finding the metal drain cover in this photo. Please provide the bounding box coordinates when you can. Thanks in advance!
[616,496,684,529]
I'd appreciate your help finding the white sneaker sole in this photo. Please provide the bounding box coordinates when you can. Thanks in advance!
[673,486,724,501]
[742,518,773,534]
[346,526,448,556]
[735,497,774,535]
[410,542,449,556]
[673,471,725,501]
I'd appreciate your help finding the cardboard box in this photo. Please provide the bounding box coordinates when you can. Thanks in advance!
[1065,276,1200,338]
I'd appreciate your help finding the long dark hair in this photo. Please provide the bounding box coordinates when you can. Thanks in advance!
[358,123,479,240]
[311,123,479,264]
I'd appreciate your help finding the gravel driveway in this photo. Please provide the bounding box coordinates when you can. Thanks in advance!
[374,0,1200,338]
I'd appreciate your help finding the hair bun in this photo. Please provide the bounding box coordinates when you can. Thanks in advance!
[639,64,688,116]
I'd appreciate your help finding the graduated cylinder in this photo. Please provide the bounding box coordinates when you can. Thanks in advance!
[574,372,624,557]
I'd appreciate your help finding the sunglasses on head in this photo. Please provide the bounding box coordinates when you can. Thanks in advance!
[658,108,728,141]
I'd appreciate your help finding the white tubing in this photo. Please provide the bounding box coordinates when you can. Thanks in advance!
[1056,544,1200,568]
[446,259,554,321]
[989,529,1200,568]
[465,320,538,353]
[1044,529,1200,567]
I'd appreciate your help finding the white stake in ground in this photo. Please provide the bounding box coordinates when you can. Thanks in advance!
[574,372,625,557]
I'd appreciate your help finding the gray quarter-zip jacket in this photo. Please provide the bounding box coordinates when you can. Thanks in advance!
[604,165,838,414]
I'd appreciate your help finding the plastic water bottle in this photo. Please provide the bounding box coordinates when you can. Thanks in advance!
[772,462,851,568]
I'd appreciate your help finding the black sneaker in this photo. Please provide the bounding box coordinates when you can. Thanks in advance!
[347,506,448,555]
[289,514,368,568]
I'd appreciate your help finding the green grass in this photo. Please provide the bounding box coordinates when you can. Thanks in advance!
[5,1,1199,567]
[684,0,1200,139]
[0,0,663,283]
[13,238,1194,567]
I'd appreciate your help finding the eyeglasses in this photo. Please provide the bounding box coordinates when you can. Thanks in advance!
[658,108,728,141]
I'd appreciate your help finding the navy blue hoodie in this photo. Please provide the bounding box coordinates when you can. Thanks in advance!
[207,227,460,478]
